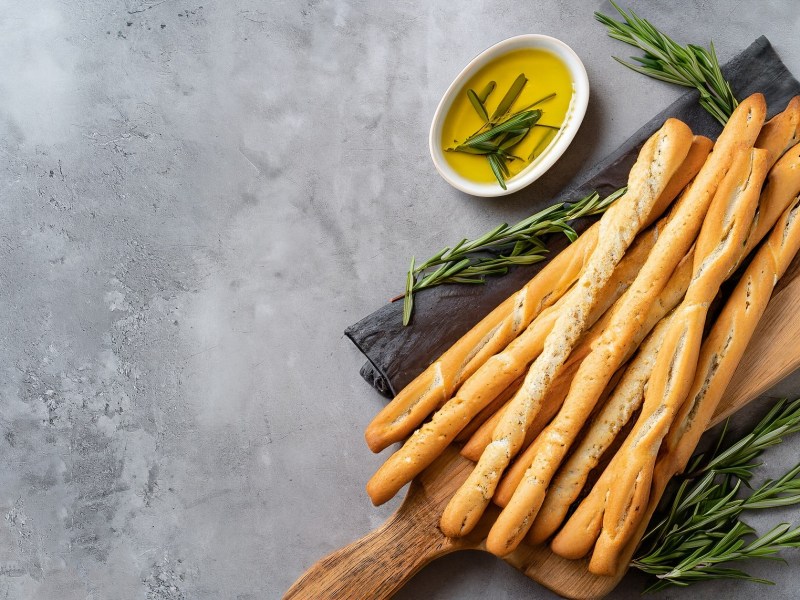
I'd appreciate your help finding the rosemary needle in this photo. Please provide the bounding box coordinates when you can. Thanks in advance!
[399,187,626,325]
[596,1,738,125]
[634,399,800,591]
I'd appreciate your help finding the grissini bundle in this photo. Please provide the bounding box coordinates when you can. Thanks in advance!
[551,138,800,562]
[492,253,693,509]
[554,192,800,566]
[461,247,694,464]
[364,136,713,454]
[656,192,800,498]
[590,146,769,576]
[437,119,695,536]
[479,95,766,555]
[454,220,672,461]
[527,312,674,543]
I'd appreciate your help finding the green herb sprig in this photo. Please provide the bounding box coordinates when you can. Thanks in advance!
[596,1,738,125]
[634,399,800,591]
[447,75,559,190]
[400,187,626,325]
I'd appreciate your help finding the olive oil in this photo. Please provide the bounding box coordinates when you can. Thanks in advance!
[442,48,574,185]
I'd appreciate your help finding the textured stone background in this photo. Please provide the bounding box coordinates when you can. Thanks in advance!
[1,0,799,598]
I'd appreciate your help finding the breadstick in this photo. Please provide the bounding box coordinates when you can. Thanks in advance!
[437,119,694,536]
[364,136,712,453]
[455,375,524,443]
[563,192,800,566]
[553,140,800,561]
[755,96,800,168]
[528,312,674,544]
[482,95,766,555]
[591,146,768,576]
[550,459,614,559]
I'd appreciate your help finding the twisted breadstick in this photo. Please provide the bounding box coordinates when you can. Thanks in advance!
[552,138,800,562]
[365,137,714,454]
[590,146,768,576]
[527,312,674,544]
[436,119,694,536]
[481,95,766,555]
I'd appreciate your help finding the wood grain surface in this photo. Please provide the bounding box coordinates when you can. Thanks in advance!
[284,264,800,600]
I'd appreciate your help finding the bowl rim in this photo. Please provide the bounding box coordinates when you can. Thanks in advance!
[429,34,590,198]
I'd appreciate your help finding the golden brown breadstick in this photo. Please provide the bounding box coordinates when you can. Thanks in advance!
[482,96,766,556]
[364,136,712,454]
[438,119,694,536]
[455,375,524,443]
[528,312,674,544]
[591,146,768,576]
[756,96,800,168]
[553,140,800,562]
[550,460,613,559]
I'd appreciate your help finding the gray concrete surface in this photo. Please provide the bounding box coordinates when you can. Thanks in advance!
[1,0,799,598]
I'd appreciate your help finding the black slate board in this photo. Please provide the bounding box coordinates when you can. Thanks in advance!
[346,36,800,399]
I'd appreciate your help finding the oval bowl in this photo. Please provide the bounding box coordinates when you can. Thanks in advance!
[429,34,590,198]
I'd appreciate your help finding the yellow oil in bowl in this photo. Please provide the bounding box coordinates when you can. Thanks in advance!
[441,48,574,185]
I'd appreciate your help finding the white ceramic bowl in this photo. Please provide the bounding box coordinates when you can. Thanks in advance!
[429,35,590,198]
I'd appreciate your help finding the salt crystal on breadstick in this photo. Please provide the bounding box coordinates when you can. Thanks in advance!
[590,145,769,576]
[364,137,713,454]
[484,95,765,556]
[437,118,694,536]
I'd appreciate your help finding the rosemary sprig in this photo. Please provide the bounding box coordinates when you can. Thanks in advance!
[633,398,800,591]
[400,187,626,325]
[447,76,558,189]
[595,1,738,125]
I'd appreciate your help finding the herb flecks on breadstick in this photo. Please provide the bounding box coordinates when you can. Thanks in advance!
[591,145,769,576]
[438,119,694,538]
[483,96,766,556]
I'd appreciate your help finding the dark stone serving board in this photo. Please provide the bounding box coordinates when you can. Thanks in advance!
[346,36,800,398]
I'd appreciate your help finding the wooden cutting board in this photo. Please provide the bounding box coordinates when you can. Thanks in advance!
[284,260,800,600]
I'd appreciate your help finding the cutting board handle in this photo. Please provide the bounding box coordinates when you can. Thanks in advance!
[283,481,473,600]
